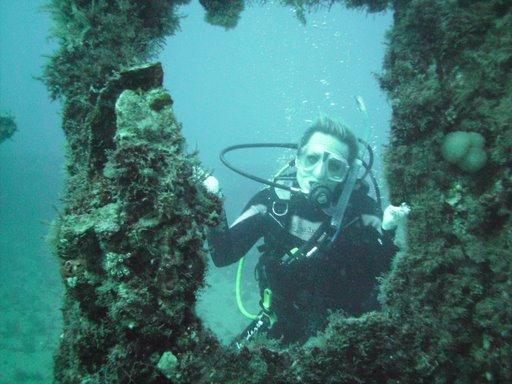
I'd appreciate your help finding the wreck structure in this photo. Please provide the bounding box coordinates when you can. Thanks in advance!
[44,1,511,383]
[0,112,17,143]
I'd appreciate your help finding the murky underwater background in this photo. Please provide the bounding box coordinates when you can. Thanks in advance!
[0,1,391,382]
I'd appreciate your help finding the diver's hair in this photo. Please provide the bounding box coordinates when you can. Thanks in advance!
[298,117,359,163]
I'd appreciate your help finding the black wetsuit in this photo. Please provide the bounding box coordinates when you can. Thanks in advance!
[208,181,395,344]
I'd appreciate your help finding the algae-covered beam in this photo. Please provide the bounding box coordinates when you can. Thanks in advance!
[53,63,223,383]
[41,1,224,382]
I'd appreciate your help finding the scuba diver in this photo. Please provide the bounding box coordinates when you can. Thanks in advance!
[204,117,400,347]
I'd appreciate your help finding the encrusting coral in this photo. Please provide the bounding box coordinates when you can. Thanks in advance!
[441,131,488,173]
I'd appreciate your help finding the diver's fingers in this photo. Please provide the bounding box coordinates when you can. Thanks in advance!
[382,203,410,230]
[203,175,221,196]
[361,214,383,235]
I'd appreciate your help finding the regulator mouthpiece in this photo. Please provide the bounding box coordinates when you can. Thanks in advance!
[309,184,332,209]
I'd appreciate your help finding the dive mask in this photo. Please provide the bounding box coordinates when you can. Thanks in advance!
[295,146,351,194]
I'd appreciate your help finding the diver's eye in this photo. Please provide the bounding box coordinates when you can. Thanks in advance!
[328,160,344,176]
[305,154,320,166]
[329,161,341,173]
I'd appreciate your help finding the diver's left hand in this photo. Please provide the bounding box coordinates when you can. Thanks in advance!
[382,203,410,231]
[361,214,383,235]
[381,203,411,249]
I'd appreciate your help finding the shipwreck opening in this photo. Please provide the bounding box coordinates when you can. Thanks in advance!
[161,1,394,345]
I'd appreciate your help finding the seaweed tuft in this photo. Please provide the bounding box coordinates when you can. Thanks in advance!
[0,112,17,143]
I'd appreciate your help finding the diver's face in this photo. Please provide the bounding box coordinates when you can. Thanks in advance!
[295,132,351,194]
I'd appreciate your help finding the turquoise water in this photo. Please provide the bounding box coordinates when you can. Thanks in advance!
[0,1,391,382]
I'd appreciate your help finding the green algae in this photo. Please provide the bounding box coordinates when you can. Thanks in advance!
[52,65,222,383]
[44,0,511,383]
[0,112,17,143]
[199,0,245,29]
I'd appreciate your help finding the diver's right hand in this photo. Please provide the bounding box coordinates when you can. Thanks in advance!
[203,175,221,197]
